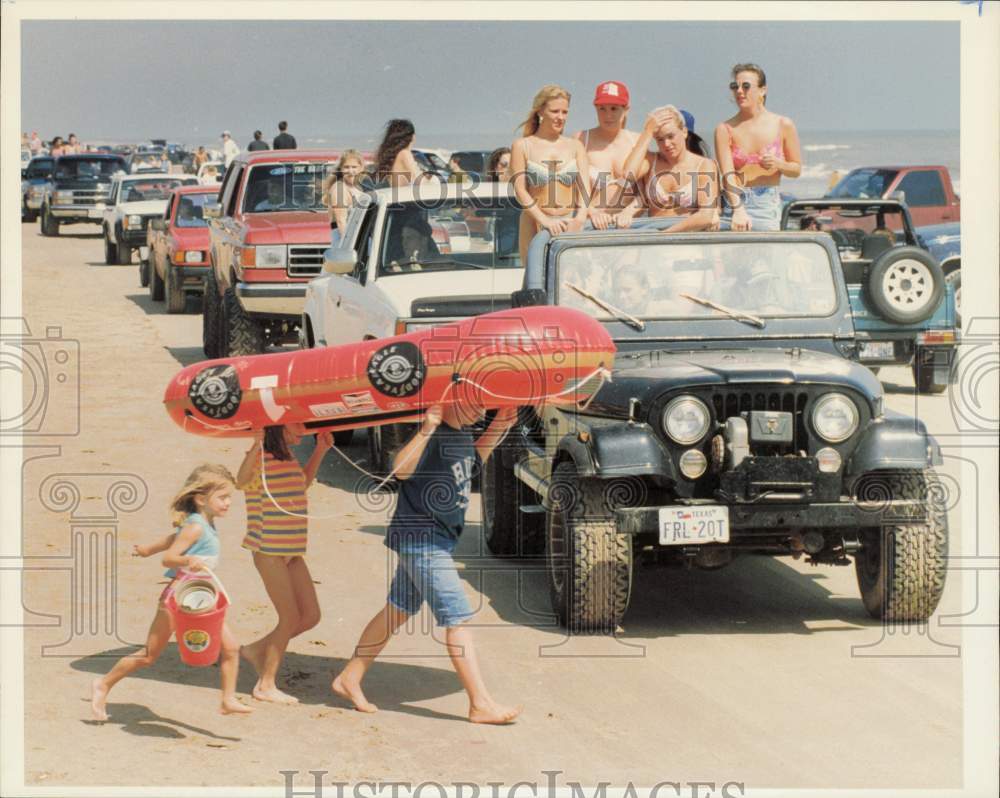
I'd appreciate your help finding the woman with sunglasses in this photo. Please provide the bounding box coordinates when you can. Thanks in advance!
[714,63,801,231]
[622,105,719,233]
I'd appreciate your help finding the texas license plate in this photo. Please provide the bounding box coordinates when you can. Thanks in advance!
[859,341,895,360]
[658,506,730,545]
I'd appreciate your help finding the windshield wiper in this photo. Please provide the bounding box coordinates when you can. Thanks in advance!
[419,258,491,270]
[680,293,766,328]
[564,282,645,331]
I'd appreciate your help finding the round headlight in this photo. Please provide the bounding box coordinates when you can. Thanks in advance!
[662,396,711,445]
[812,393,859,443]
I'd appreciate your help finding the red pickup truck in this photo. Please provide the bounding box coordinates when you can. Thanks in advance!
[145,184,219,313]
[202,150,339,357]
[826,165,959,227]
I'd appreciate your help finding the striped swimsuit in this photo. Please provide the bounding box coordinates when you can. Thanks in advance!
[241,452,309,556]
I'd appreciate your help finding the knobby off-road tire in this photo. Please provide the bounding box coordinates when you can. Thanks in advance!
[912,347,949,395]
[149,258,165,302]
[367,423,415,479]
[202,271,222,358]
[545,462,633,634]
[482,440,544,558]
[854,469,949,622]
[223,288,265,356]
[165,267,186,314]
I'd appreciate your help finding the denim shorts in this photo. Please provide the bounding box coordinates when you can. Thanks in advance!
[722,185,781,231]
[387,537,473,628]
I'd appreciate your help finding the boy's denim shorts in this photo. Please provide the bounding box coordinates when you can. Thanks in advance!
[387,536,473,628]
[722,185,782,231]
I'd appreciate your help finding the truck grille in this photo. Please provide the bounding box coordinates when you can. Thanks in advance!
[708,389,810,452]
[287,245,326,278]
[70,190,109,206]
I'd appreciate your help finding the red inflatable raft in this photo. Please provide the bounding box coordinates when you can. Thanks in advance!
[164,306,615,437]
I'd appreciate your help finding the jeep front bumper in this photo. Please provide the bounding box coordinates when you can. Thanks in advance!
[235,282,306,318]
[615,498,926,537]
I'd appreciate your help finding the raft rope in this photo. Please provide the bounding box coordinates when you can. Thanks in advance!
[256,366,612,519]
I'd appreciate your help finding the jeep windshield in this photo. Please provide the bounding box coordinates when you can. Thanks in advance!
[243,163,331,213]
[121,178,187,203]
[55,158,126,179]
[782,203,911,255]
[378,198,522,276]
[827,168,898,200]
[556,241,837,320]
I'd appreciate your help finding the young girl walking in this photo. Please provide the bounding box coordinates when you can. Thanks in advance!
[237,424,332,704]
[91,464,253,720]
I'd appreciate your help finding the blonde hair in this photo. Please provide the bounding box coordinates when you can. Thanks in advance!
[651,105,687,135]
[169,463,235,528]
[323,149,366,206]
[518,84,571,137]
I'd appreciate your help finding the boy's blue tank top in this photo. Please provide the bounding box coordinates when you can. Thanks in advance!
[164,512,221,578]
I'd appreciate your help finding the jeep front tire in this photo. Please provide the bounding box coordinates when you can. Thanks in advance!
[854,469,948,622]
[545,462,633,633]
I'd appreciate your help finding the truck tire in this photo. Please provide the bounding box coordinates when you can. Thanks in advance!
[165,267,186,314]
[41,207,59,237]
[139,255,150,287]
[103,231,117,264]
[867,247,944,325]
[853,469,948,622]
[223,288,265,356]
[149,258,165,301]
[202,271,222,358]
[482,440,544,557]
[545,462,633,634]
[912,347,949,395]
[116,234,133,265]
[22,200,38,223]
[367,423,415,478]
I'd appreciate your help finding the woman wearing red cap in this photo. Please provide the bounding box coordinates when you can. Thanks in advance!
[622,105,719,232]
[714,63,801,231]
[510,85,592,266]
[574,81,641,229]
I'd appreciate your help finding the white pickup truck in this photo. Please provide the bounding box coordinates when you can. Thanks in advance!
[102,173,196,265]
[301,181,524,468]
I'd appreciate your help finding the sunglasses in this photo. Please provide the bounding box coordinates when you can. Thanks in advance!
[729,81,756,93]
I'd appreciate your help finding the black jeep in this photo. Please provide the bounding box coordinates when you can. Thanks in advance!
[484,220,948,633]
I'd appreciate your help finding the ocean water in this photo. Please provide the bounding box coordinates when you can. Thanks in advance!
[299,128,960,200]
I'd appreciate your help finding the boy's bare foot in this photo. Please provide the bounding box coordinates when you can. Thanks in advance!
[239,643,264,676]
[331,673,377,713]
[220,697,254,715]
[469,701,521,725]
[252,684,299,704]
[90,678,109,721]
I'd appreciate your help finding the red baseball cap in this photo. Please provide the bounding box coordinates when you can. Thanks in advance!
[593,81,630,106]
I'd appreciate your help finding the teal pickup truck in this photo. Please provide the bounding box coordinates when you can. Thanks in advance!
[782,199,958,394]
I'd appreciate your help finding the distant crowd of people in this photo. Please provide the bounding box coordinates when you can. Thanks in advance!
[221,121,299,167]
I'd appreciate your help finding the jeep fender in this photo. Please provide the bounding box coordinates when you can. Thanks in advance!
[556,422,678,483]
[845,410,942,480]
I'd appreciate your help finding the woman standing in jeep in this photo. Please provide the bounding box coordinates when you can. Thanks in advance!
[510,84,591,266]
[714,62,802,231]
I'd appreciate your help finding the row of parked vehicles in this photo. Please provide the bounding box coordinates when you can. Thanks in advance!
[21,149,960,634]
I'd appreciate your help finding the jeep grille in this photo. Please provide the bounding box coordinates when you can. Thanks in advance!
[287,245,325,278]
[708,389,810,451]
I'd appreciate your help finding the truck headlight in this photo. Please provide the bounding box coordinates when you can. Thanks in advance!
[254,245,286,268]
[811,393,859,443]
[184,250,204,263]
[54,190,73,202]
[126,214,142,228]
[662,396,711,445]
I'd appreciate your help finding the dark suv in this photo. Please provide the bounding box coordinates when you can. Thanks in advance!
[484,220,948,633]
[39,154,127,236]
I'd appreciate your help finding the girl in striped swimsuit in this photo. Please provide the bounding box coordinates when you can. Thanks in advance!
[237,424,332,704]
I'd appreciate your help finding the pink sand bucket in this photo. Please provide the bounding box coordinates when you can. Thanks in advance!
[165,567,230,667]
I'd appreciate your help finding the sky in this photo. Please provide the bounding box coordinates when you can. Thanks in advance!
[21,20,959,147]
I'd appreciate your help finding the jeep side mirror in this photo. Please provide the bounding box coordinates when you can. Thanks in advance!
[512,288,546,308]
[323,246,357,275]
[203,202,222,219]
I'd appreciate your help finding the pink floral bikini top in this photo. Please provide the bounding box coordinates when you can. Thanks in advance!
[725,123,783,169]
